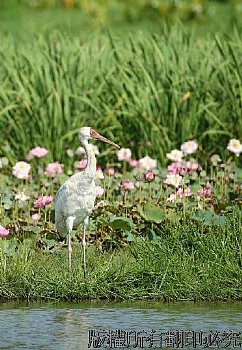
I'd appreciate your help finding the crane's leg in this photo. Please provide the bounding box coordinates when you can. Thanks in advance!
[66,216,75,278]
[68,230,72,276]
[82,217,89,279]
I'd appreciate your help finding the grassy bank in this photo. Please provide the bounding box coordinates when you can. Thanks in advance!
[0,207,241,301]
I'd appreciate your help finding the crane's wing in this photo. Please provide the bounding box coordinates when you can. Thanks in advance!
[55,173,96,237]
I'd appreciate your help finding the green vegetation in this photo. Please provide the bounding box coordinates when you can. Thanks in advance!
[0,28,242,165]
[0,207,241,301]
[0,1,241,302]
[0,1,242,41]
[0,127,241,301]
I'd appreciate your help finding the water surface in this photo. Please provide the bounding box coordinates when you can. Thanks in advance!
[0,301,242,349]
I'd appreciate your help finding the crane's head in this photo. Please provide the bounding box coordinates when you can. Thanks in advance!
[79,127,120,148]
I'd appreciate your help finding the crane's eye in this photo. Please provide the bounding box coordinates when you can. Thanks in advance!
[90,129,98,139]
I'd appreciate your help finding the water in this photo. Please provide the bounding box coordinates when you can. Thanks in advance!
[0,301,242,349]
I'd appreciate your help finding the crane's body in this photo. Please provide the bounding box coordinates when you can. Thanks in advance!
[55,144,96,238]
[55,127,119,277]
[55,172,96,235]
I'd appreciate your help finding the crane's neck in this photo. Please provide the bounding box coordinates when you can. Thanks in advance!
[82,140,96,179]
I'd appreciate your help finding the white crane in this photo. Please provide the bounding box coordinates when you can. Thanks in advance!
[55,127,120,278]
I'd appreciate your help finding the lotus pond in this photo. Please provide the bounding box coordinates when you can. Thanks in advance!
[0,137,241,301]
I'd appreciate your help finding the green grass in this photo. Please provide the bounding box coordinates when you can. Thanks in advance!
[0,2,242,165]
[1,207,241,301]
[0,26,242,166]
[0,25,242,165]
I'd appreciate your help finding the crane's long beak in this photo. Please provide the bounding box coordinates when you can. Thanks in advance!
[91,129,120,149]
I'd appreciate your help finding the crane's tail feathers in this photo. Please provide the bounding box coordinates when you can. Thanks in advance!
[66,216,75,231]
[56,215,76,240]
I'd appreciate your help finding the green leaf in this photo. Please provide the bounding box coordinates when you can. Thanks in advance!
[166,210,180,224]
[58,173,69,185]
[124,231,136,242]
[148,230,158,241]
[106,205,119,214]
[192,210,228,227]
[190,184,201,193]
[3,203,12,210]
[109,216,135,231]
[0,239,10,253]
[235,169,242,182]
[2,194,13,205]
[31,226,42,234]
[96,217,110,226]
[2,194,13,209]
[5,241,17,257]
[46,239,56,247]
[212,215,228,227]
[143,203,165,223]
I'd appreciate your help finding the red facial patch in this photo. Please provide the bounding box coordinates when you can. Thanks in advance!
[90,129,99,139]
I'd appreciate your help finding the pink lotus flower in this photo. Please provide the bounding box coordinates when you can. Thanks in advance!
[177,187,192,197]
[34,195,53,208]
[167,162,183,175]
[197,188,211,197]
[66,149,74,158]
[144,170,155,182]
[227,139,242,157]
[167,161,201,175]
[166,149,183,162]
[186,161,202,172]
[177,187,183,197]
[74,159,87,170]
[129,159,139,168]
[181,140,198,155]
[29,146,48,158]
[0,226,9,237]
[12,161,31,179]
[164,174,183,188]
[106,167,115,176]
[25,152,34,161]
[167,193,176,202]
[139,156,157,170]
[210,154,221,165]
[184,187,192,196]
[121,181,135,190]
[117,148,132,161]
[197,182,211,198]
[95,185,104,197]
[45,162,63,176]
[95,169,104,180]
[75,146,86,156]
[15,192,30,203]
[32,213,41,221]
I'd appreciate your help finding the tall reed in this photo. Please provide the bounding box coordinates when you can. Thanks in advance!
[0,26,241,165]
